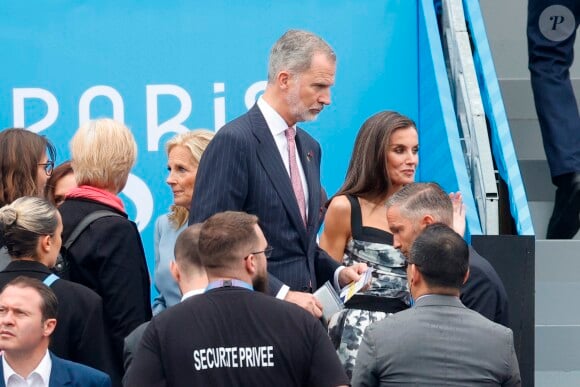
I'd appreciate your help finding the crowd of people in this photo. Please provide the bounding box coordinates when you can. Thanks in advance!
[0,29,521,386]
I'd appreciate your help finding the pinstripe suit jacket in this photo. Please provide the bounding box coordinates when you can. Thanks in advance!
[190,104,338,294]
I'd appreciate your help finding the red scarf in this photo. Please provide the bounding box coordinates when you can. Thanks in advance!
[66,185,126,214]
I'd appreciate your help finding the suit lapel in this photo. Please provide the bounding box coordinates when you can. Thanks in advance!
[295,129,320,234]
[49,353,72,386]
[0,357,5,387]
[249,106,308,241]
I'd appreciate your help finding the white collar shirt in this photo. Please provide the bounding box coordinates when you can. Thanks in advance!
[3,350,51,387]
[256,96,309,215]
[180,288,205,301]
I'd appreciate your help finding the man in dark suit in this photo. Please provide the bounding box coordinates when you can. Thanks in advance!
[0,276,111,387]
[0,260,117,384]
[351,224,521,386]
[126,211,348,387]
[190,29,365,317]
[528,0,580,239]
[386,182,510,326]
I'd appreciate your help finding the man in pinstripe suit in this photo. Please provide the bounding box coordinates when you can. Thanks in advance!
[190,30,366,317]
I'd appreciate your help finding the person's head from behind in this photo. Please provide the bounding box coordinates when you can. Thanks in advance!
[198,211,268,293]
[266,29,336,125]
[166,130,214,228]
[44,161,76,207]
[386,182,453,257]
[406,223,469,299]
[171,223,207,293]
[0,276,58,357]
[0,196,62,268]
[70,118,137,194]
[0,128,56,207]
[337,111,419,201]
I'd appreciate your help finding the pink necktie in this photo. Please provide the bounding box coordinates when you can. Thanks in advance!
[285,127,307,225]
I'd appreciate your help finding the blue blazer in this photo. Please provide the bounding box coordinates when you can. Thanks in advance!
[190,104,338,294]
[0,352,111,387]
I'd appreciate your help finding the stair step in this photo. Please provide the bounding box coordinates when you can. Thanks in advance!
[536,240,580,323]
[536,326,580,371]
[536,241,580,377]
[518,161,553,201]
[509,119,545,161]
[529,202,580,240]
[499,79,538,120]
[499,78,580,120]
[535,371,580,387]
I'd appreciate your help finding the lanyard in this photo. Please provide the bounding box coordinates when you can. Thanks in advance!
[205,279,254,292]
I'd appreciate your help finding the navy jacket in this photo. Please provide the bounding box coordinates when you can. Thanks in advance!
[0,352,111,387]
[190,104,338,294]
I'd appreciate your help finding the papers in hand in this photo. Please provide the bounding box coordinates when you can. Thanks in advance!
[313,281,343,325]
[339,268,373,303]
[313,268,373,324]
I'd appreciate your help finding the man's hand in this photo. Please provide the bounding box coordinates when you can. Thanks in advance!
[338,262,368,288]
[285,291,323,318]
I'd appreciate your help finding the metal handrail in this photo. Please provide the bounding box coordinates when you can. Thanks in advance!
[441,0,499,234]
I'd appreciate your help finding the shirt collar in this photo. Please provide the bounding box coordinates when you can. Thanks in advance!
[257,96,295,137]
[180,288,205,301]
[3,349,51,386]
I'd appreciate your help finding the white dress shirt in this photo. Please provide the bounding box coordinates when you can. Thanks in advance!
[256,96,310,211]
[3,350,51,387]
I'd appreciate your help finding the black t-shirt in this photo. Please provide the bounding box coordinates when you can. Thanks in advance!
[126,286,348,387]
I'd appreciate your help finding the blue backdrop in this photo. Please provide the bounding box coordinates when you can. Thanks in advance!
[0,1,420,293]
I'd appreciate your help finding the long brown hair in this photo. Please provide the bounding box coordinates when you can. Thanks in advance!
[333,111,417,203]
[0,128,56,207]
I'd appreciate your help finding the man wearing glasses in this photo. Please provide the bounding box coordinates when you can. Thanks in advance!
[384,182,509,327]
[126,211,348,387]
[351,224,521,386]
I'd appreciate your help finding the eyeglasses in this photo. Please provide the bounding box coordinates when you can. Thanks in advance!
[38,161,54,176]
[249,246,274,259]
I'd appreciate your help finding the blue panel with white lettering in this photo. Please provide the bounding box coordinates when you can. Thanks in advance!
[0,1,419,296]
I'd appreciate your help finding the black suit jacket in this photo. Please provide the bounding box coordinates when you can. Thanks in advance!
[461,247,510,326]
[0,261,119,385]
[190,104,338,294]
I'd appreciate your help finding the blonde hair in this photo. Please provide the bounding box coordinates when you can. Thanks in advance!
[70,119,137,192]
[166,130,214,228]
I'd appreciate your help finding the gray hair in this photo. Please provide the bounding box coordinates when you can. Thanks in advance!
[386,182,453,226]
[0,196,58,259]
[267,29,336,83]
